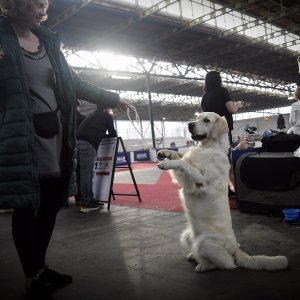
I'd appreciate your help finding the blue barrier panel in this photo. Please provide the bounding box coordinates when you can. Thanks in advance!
[116,152,131,166]
[134,150,150,161]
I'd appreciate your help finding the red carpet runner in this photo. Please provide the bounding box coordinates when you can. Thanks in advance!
[111,163,237,212]
[112,169,183,212]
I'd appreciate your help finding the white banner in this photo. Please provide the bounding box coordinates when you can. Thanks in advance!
[93,137,118,202]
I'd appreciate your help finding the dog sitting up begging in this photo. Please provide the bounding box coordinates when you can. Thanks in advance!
[157,112,288,272]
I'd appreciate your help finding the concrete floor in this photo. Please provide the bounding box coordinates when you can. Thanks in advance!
[1,204,300,300]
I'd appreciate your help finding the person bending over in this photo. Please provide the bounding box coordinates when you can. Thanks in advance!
[76,105,117,213]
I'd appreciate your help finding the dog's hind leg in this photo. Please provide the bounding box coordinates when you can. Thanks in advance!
[186,236,216,271]
[195,258,217,272]
[180,228,195,261]
[180,230,216,270]
[192,234,238,271]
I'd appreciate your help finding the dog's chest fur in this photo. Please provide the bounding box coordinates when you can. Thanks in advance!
[175,146,229,194]
[171,146,233,236]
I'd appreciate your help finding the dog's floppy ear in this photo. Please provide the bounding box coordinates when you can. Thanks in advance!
[211,116,229,139]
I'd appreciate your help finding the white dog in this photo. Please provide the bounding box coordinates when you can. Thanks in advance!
[157,112,288,272]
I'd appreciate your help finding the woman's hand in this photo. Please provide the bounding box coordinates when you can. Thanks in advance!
[116,98,131,112]
[226,101,242,113]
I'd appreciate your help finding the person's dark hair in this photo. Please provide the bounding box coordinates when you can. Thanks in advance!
[204,71,222,90]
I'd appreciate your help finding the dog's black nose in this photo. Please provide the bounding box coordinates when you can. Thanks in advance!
[188,122,195,132]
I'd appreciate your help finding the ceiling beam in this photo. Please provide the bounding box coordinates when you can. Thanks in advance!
[48,0,95,29]
[95,0,180,38]
[74,0,180,52]
[165,3,299,59]
[133,0,257,51]
[229,45,296,68]
[200,23,299,62]
[74,66,291,93]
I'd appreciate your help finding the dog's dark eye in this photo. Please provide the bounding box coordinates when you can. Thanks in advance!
[203,118,210,123]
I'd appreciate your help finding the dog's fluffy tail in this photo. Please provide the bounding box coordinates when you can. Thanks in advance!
[234,248,288,271]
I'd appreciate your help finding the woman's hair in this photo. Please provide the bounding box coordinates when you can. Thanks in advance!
[295,86,300,100]
[0,0,48,21]
[204,71,222,90]
[0,0,32,18]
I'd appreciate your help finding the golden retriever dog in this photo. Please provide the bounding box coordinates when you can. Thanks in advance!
[234,140,255,150]
[157,112,288,272]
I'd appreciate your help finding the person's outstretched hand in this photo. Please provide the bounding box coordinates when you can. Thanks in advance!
[116,98,131,112]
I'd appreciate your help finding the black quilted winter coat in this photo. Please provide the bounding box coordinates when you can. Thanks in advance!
[0,17,120,209]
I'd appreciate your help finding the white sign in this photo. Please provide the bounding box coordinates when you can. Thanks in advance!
[93,137,118,202]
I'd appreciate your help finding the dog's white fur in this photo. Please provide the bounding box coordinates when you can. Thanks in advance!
[157,112,288,272]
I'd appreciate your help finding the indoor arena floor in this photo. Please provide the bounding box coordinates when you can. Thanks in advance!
[1,164,300,300]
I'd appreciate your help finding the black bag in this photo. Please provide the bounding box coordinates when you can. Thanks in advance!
[235,152,300,215]
[33,107,59,138]
[32,96,60,138]
[261,133,300,152]
[239,153,300,192]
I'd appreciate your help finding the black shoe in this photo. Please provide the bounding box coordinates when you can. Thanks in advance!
[27,278,54,300]
[39,267,72,288]
[80,202,103,213]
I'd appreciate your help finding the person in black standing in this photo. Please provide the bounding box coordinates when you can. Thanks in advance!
[201,71,242,145]
[201,71,242,192]
[76,105,117,213]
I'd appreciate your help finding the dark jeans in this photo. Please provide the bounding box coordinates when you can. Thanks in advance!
[76,140,96,206]
[12,178,65,277]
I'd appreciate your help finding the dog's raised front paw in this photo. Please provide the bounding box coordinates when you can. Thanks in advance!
[157,149,182,160]
[157,149,173,159]
[157,160,171,170]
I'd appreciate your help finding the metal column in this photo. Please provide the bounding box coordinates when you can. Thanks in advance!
[145,73,156,149]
